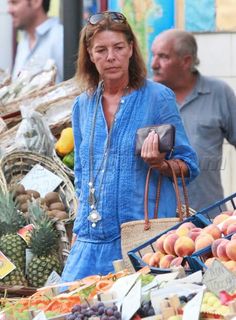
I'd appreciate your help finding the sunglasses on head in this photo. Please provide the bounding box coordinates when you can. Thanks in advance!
[87,11,126,25]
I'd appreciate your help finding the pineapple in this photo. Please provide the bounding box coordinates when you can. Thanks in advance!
[27,202,62,288]
[0,190,28,285]
[0,266,28,286]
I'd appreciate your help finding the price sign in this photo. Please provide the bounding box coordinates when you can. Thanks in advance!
[203,259,236,296]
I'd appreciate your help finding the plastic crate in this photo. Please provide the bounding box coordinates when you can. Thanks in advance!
[128,192,236,274]
[186,233,233,273]
[196,192,236,221]
[128,213,211,274]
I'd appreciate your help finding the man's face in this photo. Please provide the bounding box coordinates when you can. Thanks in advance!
[151,36,184,89]
[8,0,34,30]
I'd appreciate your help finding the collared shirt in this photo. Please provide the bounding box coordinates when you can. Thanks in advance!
[178,72,236,212]
[12,17,63,83]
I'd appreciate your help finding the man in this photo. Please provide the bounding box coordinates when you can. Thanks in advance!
[151,29,236,211]
[8,0,63,83]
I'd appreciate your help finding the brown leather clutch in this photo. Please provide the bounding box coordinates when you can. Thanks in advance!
[135,124,175,155]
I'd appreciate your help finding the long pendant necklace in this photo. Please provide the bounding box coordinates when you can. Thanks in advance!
[88,82,128,227]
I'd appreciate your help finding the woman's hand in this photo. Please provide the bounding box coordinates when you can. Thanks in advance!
[141,131,167,168]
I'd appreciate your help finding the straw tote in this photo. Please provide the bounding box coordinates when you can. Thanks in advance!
[121,159,190,271]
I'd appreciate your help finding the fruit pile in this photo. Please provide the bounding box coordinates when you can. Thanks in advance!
[0,190,63,288]
[66,302,121,320]
[12,183,69,221]
[55,127,74,170]
[141,209,236,271]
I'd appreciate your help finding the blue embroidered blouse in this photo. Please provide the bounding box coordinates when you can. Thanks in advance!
[61,79,199,280]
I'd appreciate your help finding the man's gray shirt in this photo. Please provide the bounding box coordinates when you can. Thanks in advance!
[178,72,236,212]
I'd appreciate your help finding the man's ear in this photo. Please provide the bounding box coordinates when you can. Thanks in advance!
[32,0,44,11]
[182,55,193,70]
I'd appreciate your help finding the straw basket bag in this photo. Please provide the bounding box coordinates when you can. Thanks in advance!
[0,150,78,264]
[121,159,191,271]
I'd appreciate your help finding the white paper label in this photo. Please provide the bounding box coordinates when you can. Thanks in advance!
[20,164,63,197]
[121,279,141,320]
[182,288,204,320]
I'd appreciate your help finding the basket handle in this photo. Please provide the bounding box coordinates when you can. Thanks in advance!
[144,159,183,230]
[174,159,190,218]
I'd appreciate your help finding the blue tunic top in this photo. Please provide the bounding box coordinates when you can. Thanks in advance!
[62,80,199,280]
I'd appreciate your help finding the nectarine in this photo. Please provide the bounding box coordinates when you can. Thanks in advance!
[163,233,179,255]
[201,224,221,240]
[159,254,176,268]
[226,239,236,261]
[217,239,230,261]
[195,234,214,252]
[155,234,168,254]
[174,236,195,257]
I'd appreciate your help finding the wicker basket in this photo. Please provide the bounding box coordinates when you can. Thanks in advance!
[0,151,77,264]
[0,167,7,194]
[0,150,77,224]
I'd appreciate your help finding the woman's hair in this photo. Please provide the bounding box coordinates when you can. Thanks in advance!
[76,13,147,92]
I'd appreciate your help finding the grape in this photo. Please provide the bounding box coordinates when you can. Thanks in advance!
[109,317,117,320]
[105,308,114,316]
[112,305,118,311]
[72,304,82,313]
[114,311,121,319]
[98,306,105,315]
[80,303,88,309]
[91,305,98,312]
[100,316,109,320]
[97,302,105,308]
[66,315,77,320]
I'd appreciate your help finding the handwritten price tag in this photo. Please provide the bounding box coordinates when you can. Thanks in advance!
[203,259,236,296]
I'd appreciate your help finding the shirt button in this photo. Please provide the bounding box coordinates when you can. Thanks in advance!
[120,99,124,103]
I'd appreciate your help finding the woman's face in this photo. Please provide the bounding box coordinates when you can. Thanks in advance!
[88,30,133,82]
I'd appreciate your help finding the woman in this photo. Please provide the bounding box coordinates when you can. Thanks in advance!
[62,11,199,281]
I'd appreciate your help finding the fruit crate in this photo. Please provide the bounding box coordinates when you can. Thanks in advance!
[196,192,236,221]
[128,192,236,274]
[127,213,211,274]
[185,233,233,273]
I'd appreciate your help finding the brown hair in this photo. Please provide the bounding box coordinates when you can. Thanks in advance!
[76,13,147,92]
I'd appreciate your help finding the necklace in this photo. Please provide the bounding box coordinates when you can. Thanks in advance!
[88,82,129,227]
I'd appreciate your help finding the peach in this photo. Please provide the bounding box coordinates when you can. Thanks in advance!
[176,222,195,236]
[174,236,195,257]
[201,224,222,240]
[226,223,236,235]
[188,227,202,241]
[213,213,231,225]
[205,257,217,268]
[231,233,236,240]
[142,252,153,265]
[155,234,168,254]
[221,210,234,216]
[159,254,176,269]
[226,239,236,261]
[169,256,183,268]
[163,233,179,255]
[149,251,165,267]
[217,239,230,261]
[224,260,236,272]
[221,217,236,235]
[195,234,214,252]
[211,238,226,257]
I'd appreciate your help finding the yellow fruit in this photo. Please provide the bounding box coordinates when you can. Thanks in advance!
[55,127,74,156]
